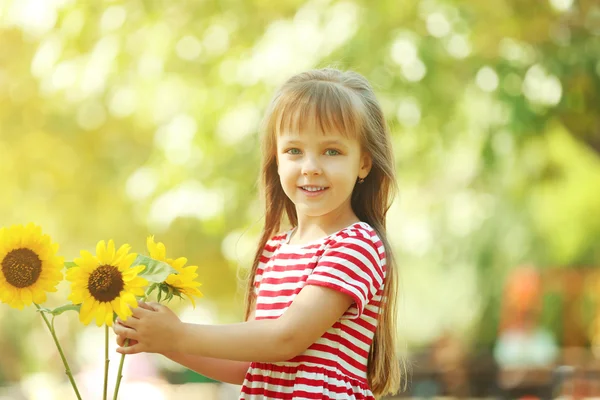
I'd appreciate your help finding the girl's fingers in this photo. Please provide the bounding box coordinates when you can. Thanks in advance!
[114,318,137,332]
[122,315,140,328]
[137,301,155,311]
[116,335,138,347]
[131,306,150,318]
[113,321,125,335]
[117,343,143,355]
[114,323,139,340]
[147,302,162,311]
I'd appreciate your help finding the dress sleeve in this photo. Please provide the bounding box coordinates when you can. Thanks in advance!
[305,230,385,318]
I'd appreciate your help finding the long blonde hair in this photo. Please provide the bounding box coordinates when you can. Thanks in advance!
[244,68,404,397]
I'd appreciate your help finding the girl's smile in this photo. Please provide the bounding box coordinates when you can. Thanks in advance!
[299,185,329,197]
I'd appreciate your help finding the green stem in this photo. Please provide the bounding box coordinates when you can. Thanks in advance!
[35,303,82,400]
[112,338,129,400]
[104,324,109,400]
[113,292,151,400]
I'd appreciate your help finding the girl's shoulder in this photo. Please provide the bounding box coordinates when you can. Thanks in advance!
[328,221,381,245]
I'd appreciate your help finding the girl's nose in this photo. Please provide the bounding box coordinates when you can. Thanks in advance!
[301,155,322,175]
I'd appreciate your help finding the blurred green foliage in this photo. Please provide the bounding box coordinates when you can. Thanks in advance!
[1,0,599,383]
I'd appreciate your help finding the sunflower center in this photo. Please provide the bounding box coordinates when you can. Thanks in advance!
[1,248,42,288]
[88,265,124,302]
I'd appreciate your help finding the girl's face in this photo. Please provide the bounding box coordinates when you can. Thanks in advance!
[276,128,371,224]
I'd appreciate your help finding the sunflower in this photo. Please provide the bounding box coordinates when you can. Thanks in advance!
[147,236,203,306]
[67,240,148,327]
[0,223,63,309]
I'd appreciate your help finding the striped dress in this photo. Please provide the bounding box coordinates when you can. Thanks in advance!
[240,222,386,400]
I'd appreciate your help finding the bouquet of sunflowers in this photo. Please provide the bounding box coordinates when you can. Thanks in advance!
[0,223,202,400]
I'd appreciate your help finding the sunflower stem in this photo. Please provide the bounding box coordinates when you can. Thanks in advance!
[113,338,128,400]
[113,293,150,400]
[104,324,110,400]
[35,303,82,400]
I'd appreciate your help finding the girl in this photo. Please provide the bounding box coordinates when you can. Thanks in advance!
[114,68,403,399]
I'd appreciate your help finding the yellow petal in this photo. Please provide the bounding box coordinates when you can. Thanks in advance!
[106,240,116,262]
[121,292,137,308]
[114,243,131,265]
[105,309,114,326]
[69,289,85,304]
[118,253,137,270]
[129,286,145,296]
[111,298,124,317]
[32,290,46,304]
[146,236,157,255]
[147,237,167,261]
[20,288,32,306]
[80,300,95,325]
[119,299,133,320]
[126,277,148,288]
[96,241,107,263]
[95,302,107,326]
[168,257,186,272]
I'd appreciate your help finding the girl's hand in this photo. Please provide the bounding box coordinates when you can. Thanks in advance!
[113,301,153,346]
[115,301,183,355]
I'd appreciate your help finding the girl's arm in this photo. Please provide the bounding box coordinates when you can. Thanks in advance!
[114,302,257,385]
[116,285,354,362]
[158,302,258,385]
[159,353,250,385]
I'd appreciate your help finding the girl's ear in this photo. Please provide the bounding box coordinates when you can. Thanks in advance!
[359,151,373,177]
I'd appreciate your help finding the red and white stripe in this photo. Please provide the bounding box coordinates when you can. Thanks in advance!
[240,222,385,400]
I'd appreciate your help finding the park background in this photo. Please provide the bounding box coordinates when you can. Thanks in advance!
[1,0,600,398]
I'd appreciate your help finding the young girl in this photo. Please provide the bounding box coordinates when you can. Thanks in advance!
[114,68,403,399]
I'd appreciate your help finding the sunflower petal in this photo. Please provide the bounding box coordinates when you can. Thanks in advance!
[111,298,124,318]
[114,244,131,265]
[80,300,95,325]
[121,292,137,308]
[118,253,137,270]
[96,241,107,263]
[32,289,46,304]
[106,240,116,261]
[79,298,94,325]
[126,277,148,288]
[20,288,32,306]
[105,308,114,327]
[95,302,107,326]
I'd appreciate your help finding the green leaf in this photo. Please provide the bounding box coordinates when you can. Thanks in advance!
[37,304,81,316]
[64,261,78,269]
[133,255,178,283]
[146,283,158,297]
[51,304,81,315]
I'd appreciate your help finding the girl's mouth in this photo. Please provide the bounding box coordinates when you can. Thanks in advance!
[299,186,329,196]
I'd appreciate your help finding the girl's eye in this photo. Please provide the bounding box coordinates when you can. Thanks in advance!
[325,149,340,156]
[286,148,302,155]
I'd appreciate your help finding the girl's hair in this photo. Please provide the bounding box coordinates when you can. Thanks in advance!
[244,68,404,396]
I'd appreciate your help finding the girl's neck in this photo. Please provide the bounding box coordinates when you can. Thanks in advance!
[290,210,360,245]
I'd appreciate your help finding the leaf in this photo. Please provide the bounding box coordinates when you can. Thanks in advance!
[146,283,158,297]
[64,262,78,269]
[132,255,178,283]
[51,304,81,315]
[37,304,81,316]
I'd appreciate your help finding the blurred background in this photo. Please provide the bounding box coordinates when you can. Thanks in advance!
[1,0,600,398]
